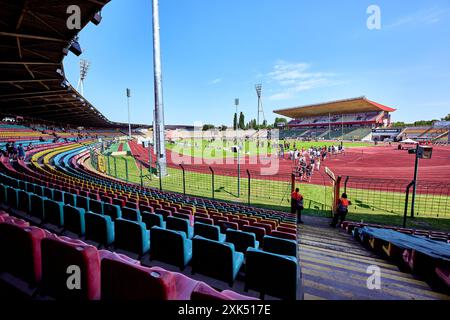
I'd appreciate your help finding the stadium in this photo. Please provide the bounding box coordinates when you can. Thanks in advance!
[0,0,449,307]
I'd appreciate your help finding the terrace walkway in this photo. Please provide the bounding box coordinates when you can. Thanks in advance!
[298,216,449,300]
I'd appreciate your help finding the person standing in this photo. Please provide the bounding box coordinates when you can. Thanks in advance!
[17,143,25,161]
[330,193,352,227]
[291,188,304,224]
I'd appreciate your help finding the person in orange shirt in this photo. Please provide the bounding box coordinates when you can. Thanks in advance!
[330,193,352,228]
[291,188,304,224]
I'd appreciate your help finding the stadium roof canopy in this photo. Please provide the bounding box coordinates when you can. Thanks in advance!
[0,0,149,129]
[273,97,396,119]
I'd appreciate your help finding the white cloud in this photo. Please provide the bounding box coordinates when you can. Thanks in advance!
[208,78,222,85]
[266,60,338,101]
[386,7,449,29]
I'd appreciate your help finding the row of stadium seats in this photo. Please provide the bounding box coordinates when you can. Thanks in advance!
[341,222,449,290]
[0,141,300,299]
[0,213,259,300]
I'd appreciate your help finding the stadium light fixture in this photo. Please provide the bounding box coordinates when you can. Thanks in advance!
[91,11,102,26]
[69,37,83,56]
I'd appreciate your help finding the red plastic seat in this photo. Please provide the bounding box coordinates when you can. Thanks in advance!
[41,235,101,300]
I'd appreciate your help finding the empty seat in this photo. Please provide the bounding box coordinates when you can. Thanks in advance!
[166,216,193,239]
[150,226,192,270]
[40,235,101,300]
[89,199,104,215]
[225,229,259,253]
[141,212,166,230]
[245,248,298,300]
[29,194,46,221]
[43,199,64,227]
[263,236,297,257]
[155,209,171,220]
[100,251,197,300]
[63,192,77,206]
[271,230,297,241]
[76,195,90,212]
[195,217,214,225]
[121,207,141,222]
[85,212,115,247]
[194,222,225,242]
[6,187,18,209]
[242,225,266,244]
[17,189,31,213]
[0,221,46,285]
[192,236,244,287]
[63,205,86,236]
[217,221,239,234]
[103,203,121,221]
[53,190,65,202]
[114,219,150,256]
[43,187,54,200]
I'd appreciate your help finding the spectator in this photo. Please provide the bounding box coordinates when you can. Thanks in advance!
[18,144,25,160]
[330,193,352,228]
[291,188,304,224]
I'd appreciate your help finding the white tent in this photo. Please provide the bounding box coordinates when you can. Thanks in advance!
[401,138,419,144]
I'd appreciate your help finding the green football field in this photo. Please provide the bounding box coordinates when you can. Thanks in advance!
[166,139,374,159]
[97,151,450,231]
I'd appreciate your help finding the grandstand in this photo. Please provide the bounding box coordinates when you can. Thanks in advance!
[0,0,449,304]
[274,97,395,140]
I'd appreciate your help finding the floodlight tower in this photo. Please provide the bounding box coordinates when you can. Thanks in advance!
[255,84,265,127]
[126,88,132,140]
[152,0,167,176]
[77,59,90,95]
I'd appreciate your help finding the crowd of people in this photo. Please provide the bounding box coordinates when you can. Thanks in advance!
[286,144,344,182]
[1,141,33,160]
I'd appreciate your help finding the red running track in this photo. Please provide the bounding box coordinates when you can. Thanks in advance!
[129,141,450,185]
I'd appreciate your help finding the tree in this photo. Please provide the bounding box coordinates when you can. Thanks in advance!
[239,112,245,130]
[274,117,288,127]
[442,114,450,121]
[202,124,215,131]
[233,113,238,130]
[219,125,228,131]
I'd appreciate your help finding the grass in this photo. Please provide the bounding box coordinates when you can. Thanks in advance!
[166,139,374,159]
[96,153,450,231]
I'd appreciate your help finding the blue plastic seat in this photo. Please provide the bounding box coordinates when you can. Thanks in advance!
[44,199,64,227]
[194,222,225,242]
[150,226,192,270]
[225,229,260,253]
[63,205,86,236]
[103,203,121,221]
[121,207,141,222]
[114,218,150,256]
[29,194,46,221]
[63,193,77,206]
[17,189,31,213]
[6,187,18,209]
[76,195,90,212]
[192,236,244,287]
[85,212,115,247]
[263,236,297,257]
[166,216,193,239]
[142,212,166,230]
[245,248,298,300]
[89,199,104,215]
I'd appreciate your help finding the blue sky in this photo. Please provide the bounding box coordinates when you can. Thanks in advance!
[64,0,450,126]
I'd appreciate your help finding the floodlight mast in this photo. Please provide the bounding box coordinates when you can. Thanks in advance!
[127,88,132,140]
[77,59,90,95]
[152,0,167,177]
[255,84,263,127]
